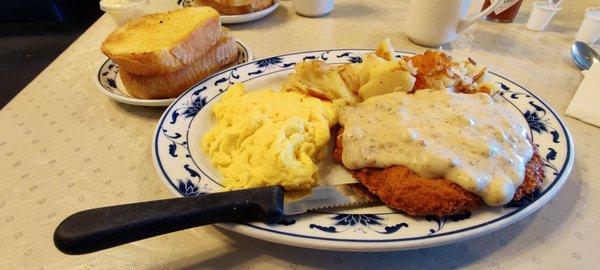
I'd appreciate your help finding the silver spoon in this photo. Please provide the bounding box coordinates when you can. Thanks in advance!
[571,41,600,70]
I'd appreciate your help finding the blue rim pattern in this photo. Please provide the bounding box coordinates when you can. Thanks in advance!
[235,72,572,243]
[152,49,573,248]
[97,41,251,98]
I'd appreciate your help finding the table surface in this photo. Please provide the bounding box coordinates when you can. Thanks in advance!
[1,0,599,268]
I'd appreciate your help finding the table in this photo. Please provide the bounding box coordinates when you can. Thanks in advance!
[1,0,599,268]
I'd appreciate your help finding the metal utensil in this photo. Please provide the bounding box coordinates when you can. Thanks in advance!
[571,41,600,70]
[548,0,562,9]
[54,184,376,255]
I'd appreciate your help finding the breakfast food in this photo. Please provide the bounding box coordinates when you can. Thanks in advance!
[200,39,544,217]
[192,0,275,15]
[201,83,336,190]
[332,90,545,216]
[119,32,238,99]
[332,147,544,216]
[101,7,239,99]
[283,41,497,106]
[282,53,415,105]
[406,51,496,94]
[101,7,221,76]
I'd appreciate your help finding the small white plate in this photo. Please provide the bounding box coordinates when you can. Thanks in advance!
[94,40,252,107]
[152,49,574,251]
[179,0,280,24]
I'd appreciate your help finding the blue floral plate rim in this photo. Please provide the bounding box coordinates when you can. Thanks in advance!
[178,0,280,24]
[93,39,253,107]
[152,49,574,251]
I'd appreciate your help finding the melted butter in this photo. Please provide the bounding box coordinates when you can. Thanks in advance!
[339,89,533,206]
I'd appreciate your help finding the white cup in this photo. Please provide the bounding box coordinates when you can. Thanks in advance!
[291,0,334,17]
[526,2,561,31]
[100,0,147,26]
[575,8,600,43]
[405,0,501,47]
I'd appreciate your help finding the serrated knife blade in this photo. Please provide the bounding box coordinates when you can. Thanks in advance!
[283,183,379,216]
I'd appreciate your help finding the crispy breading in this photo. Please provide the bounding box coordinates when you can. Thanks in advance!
[333,128,545,217]
[512,148,545,201]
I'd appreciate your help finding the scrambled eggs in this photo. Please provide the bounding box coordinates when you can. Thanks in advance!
[201,83,337,190]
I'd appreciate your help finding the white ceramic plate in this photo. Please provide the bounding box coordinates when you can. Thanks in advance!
[152,49,574,251]
[179,0,280,24]
[94,40,252,107]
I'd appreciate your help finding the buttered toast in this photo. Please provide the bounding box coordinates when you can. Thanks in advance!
[119,33,238,99]
[192,0,274,15]
[101,7,221,76]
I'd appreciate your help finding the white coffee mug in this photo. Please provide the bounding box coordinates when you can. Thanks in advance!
[292,0,335,17]
[575,8,600,43]
[405,0,501,47]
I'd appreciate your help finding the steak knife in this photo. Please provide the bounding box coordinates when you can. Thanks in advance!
[54,184,376,255]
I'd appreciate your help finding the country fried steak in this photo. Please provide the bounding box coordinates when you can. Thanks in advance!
[333,128,545,217]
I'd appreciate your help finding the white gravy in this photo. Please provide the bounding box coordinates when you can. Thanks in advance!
[339,89,533,206]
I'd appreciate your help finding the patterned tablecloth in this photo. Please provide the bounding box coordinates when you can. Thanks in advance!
[1,0,599,268]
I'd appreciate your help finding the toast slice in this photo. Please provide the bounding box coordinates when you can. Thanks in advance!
[120,32,238,99]
[101,7,221,76]
[193,0,274,15]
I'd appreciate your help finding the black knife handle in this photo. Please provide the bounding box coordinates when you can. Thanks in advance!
[54,186,285,255]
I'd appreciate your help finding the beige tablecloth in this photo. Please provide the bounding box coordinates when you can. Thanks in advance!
[1,0,599,268]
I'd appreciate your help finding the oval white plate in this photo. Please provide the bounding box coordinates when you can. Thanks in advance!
[152,49,574,251]
[179,0,280,24]
[94,40,252,107]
